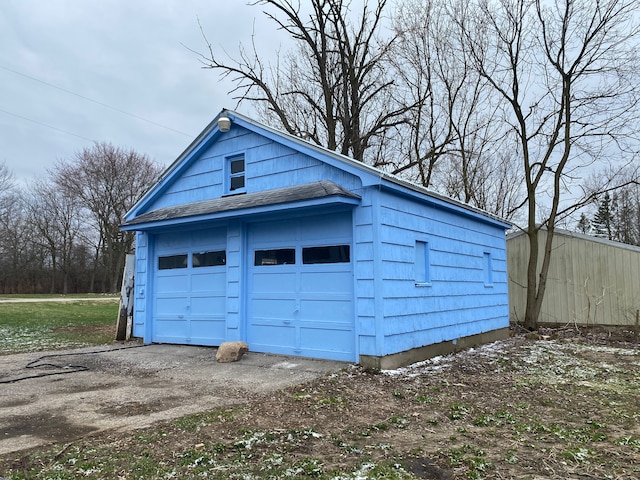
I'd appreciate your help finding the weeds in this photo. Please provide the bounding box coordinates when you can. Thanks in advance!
[2,334,640,479]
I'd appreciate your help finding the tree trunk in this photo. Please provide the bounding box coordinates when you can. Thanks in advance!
[523,227,540,330]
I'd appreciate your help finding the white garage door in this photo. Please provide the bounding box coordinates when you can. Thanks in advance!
[153,228,226,345]
[247,213,355,361]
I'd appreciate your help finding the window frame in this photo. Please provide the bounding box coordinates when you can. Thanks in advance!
[302,244,351,265]
[254,248,296,266]
[414,240,431,286]
[158,254,188,270]
[484,251,493,287]
[227,154,246,194]
[192,250,227,268]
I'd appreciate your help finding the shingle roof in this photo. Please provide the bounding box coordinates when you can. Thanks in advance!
[121,180,360,227]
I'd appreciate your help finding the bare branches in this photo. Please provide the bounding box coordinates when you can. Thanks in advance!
[456,0,640,328]
[196,0,413,163]
[51,142,163,293]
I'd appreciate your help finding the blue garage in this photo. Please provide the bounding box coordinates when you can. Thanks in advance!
[121,110,511,368]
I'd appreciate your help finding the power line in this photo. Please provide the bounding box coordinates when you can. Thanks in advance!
[0,107,97,142]
[0,64,193,138]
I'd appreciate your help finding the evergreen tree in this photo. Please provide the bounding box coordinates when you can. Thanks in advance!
[592,193,615,240]
[577,213,591,234]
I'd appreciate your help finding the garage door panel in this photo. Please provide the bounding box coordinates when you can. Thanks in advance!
[249,324,296,347]
[156,275,189,293]
[189,319,225,344]
[155,232,186,249]
[249,220,293,243]
[300,299,352,322]
[156,297,188,315]
[299,327,353,360]
[247,213,355,361]
[191,229,226,247]
[251,298,297,319]
[252,272,297,293]
[300,271,352,293]
[153,319,188,338]
[153,229,227,346]
[191,271,226,292]
[191,295,226,314]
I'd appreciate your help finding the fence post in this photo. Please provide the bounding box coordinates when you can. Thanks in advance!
[115,254,135,341]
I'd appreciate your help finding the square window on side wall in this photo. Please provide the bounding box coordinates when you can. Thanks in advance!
[227,154,245,194]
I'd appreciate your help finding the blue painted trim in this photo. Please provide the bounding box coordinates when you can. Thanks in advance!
[121,195,360,231]
[144,234,156,343]
[351,210,360,361]
[240,220,249,344]
[370,190,385,357]
[124,114,226,220]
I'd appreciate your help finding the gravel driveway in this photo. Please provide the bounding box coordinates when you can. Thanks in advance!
[0,343,345,455]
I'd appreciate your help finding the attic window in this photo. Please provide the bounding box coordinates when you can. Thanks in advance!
[228,155,245,193]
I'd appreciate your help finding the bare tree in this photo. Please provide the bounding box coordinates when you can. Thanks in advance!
[455,0,640,329]
[198,0,412,164]
[24,179,84,294]
[390,1,525,220]
[0,161,14,221]
[0,162,18,292]
[387,0,456,185]
[52,142,163,293]
[0,194,42,293]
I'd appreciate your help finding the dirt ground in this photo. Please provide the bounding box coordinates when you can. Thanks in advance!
[0,342,344,455]
[1,326,640,479]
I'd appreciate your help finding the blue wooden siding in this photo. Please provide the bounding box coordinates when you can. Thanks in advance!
[371,190,508,356]
[146,127,363,213]
[133,231,149,339]
[225,220,243,341]
[353,189,381,357]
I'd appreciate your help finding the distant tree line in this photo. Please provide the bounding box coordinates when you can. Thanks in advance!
[0,143,162,294]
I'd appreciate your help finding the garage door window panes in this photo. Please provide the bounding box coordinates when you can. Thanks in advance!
[193,250,226,267]
[158,254,188,270]
[303,245,350,264]
[255,248,295,266]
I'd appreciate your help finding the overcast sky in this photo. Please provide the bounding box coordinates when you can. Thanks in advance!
[1,1,287,184]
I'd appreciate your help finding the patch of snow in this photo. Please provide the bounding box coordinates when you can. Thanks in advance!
[273,361,299,369]
[330,462,376,480]
[382,339,513,377]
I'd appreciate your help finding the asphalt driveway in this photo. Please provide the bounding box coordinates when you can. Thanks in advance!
[0,343,346,455]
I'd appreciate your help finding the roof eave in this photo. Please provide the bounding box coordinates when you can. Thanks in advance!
[121,194,361,232]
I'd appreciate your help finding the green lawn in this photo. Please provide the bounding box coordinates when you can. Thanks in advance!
[0,298,119,354]
[0,293,119,300]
